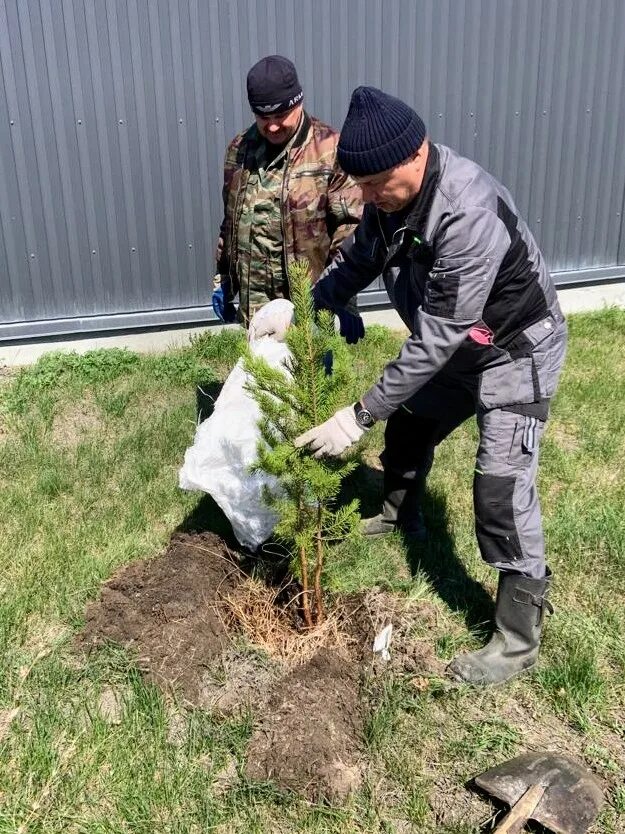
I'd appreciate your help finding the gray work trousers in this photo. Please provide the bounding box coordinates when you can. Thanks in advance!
[380,327,567,578]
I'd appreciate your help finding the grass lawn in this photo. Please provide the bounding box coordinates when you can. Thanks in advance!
[1,310,624,833]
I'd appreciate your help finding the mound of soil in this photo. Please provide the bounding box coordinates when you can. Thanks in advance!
[80,532,445,802]
[80,532,244,705]
[245,648,363,801]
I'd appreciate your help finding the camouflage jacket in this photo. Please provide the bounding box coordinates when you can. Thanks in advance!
[214,112,362,319]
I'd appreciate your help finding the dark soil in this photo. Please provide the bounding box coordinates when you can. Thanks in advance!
[245,648,364,801]
[80,532,444,802]
[80,532,244,705]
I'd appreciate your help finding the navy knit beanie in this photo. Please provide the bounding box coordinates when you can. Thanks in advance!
[337,87,426,176]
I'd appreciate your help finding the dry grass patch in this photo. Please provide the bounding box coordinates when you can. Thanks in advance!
[548,419,580,453]
[128,385,196,422]
[22,615,69,656]
[51,395,103,448]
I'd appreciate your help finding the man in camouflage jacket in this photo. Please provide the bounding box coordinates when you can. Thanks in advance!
[212,55,363,339]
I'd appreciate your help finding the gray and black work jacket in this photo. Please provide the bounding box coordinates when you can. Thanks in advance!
[313,143,566,421]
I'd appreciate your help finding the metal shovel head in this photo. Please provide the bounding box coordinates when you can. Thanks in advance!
[474,752,604,834]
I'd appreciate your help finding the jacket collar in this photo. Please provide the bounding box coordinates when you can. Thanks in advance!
[291,111,311,150]
[404,142,440,240]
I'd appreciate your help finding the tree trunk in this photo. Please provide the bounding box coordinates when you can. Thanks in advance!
[299,543,314,629]
[314,503,325,623]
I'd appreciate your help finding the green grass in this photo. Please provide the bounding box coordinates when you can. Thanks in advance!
[1,313,625,832]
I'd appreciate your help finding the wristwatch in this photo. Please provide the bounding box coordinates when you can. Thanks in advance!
[353,401,375,429]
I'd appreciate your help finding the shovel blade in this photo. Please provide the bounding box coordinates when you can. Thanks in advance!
[474,753,604,834]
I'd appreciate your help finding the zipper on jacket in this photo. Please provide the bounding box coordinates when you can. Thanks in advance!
[230,170,246,277]
[376,212,388,251]
[266,255,274,298]
[280,166,289,276]
[377,212,409,269]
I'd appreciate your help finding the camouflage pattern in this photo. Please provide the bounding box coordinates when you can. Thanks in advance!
[215,112,362,323]
[231,132,294,316]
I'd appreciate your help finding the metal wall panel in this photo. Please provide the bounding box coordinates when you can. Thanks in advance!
[1,0,624,339]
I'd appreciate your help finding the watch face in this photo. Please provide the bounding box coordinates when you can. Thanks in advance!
[357,409,374,427]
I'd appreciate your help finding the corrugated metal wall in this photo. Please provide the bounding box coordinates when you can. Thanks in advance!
[1,0,624,340]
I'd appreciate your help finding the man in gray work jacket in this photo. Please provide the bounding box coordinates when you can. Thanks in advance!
[254,86,567,686]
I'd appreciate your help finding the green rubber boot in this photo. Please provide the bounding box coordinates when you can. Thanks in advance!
[447,569,553,686]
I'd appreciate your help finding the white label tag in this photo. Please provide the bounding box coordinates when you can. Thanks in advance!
[372,623,393,661]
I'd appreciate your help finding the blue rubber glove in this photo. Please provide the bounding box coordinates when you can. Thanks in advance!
[212,280,237,323]
[336,308,365,345]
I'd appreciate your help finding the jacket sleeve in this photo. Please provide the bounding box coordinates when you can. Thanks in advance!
[312,204,385,311]
[325,166,364,260]
[362,206,511,421]
[214,140,238,291]
[214,226,227,289]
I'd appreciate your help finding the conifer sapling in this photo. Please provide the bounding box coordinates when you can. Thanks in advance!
[244,261,361,627]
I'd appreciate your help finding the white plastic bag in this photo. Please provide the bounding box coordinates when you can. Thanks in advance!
[179,303,293,550]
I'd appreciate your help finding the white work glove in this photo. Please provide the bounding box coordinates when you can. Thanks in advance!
[294,405,365,458]
[248,299,295,343]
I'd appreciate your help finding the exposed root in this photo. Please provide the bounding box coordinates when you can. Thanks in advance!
[223,577,347,667]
